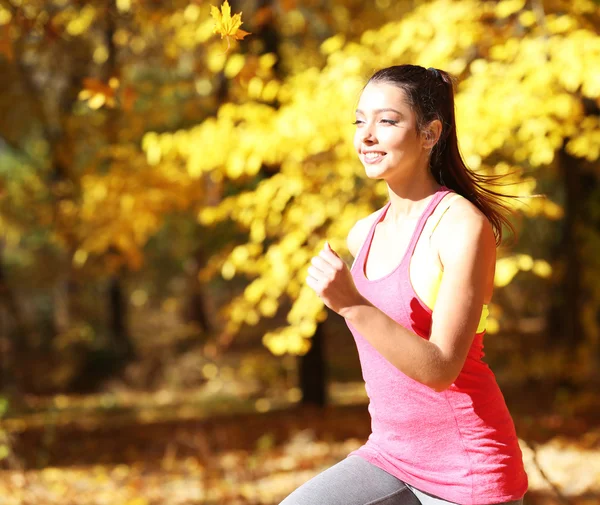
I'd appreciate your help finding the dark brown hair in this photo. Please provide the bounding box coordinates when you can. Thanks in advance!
[366,64,524,246]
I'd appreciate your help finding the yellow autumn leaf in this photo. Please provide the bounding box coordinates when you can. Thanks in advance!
[210,0,251,41]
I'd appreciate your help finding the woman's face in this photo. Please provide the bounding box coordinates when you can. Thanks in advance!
[353,82,426,182]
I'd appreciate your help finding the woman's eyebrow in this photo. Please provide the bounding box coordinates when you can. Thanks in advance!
[355,108,402,115]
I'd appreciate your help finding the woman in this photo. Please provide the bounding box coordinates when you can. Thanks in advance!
[283,65,528,505]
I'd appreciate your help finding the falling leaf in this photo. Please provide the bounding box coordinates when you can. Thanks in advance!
[210,0,251,53]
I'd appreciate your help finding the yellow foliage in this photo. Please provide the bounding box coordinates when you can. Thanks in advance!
[258,298,278,317]
[244,280,264,304]
[73,152,198,272]
[486,316,500,335]
[65,5,97,36]
[221,261,236,280]
[116,0,131,13]
[566,117,600,161]
[532,260,553,278]
[0,7,12,26]
[73,249,88,268]
[495,256,521,288]
[224,53,246,78]
[245,309,260,326]
[321,34,346,55]
[133,0,600,355]
[495,254,554,288]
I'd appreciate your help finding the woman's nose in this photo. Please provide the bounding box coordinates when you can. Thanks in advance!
[362,126,375,143]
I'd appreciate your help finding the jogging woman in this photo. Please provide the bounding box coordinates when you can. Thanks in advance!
[283,65,528,505]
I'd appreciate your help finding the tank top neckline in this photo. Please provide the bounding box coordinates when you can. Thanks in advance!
[359,185,452,283]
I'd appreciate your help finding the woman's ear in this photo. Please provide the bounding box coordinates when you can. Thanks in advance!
[423,119,443,150]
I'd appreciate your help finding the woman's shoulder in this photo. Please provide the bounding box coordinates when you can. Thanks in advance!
[439,192,493,234]
[346,205,385,258]
[435,192,496,263]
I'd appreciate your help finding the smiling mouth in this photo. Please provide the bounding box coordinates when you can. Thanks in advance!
[363,152,386,163]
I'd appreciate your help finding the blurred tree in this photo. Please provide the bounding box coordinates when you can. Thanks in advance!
[144,0,600,399]
[1,0,599,401]
[0,0,263,392]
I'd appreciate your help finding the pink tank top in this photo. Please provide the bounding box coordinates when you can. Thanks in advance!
[346,186,528,505]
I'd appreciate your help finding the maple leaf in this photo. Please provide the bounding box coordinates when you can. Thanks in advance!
[210,0,251,53]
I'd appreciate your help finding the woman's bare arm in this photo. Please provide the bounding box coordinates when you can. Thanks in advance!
[340,200,496,391]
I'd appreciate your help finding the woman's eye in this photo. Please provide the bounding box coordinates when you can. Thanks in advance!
[352,119,397,126]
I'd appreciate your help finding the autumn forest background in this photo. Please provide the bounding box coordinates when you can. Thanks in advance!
[1,0,600,503]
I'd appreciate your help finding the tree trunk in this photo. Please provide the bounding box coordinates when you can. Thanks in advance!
[182,247,214,335]
[298,322,328,407]
[108,273,135,360]
[0,240,31,403]
[102,1,135,362]
[52,277,71,339]
[547,147,585,349]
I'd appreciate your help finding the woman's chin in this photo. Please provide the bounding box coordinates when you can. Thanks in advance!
[363,164,388,179]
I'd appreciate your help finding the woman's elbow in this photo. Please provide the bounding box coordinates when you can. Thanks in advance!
[428,370,458,393]
[430,382,451,393]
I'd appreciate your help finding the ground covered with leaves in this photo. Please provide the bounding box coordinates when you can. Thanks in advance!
[2,399,600,505]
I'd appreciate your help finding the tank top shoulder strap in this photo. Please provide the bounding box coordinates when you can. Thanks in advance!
[427,192,462,239]
[400,187,454,268]
[351,202,391,272]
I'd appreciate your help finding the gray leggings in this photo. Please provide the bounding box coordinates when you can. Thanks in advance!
[279,455,524,505]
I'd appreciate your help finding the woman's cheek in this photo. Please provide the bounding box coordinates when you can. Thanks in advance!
[352,135,362,153]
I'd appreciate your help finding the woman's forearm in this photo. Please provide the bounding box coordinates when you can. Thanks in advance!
[340,296,450,391]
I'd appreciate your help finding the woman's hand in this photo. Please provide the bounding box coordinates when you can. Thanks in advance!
[306,241,365,316]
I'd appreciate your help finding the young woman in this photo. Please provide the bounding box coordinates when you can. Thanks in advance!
[284,65,528,505]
